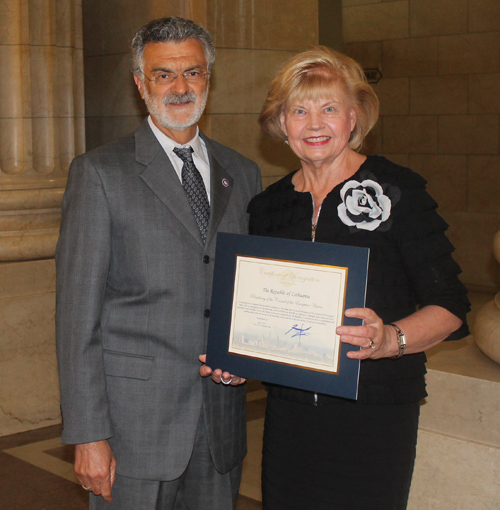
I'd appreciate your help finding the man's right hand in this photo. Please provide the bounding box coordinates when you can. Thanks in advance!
[198,354,246,385]
[75,440,117,503]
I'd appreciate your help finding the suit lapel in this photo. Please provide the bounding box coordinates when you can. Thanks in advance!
[202,134,234,248]
[135,121,203,246]
[134,122,235,249]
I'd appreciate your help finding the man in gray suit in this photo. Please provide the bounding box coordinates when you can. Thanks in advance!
[56,17,261,509]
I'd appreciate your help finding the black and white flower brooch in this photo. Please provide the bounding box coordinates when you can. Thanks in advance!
[337,172,401,232]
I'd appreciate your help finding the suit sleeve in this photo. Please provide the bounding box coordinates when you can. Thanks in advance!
[56,155,114,444]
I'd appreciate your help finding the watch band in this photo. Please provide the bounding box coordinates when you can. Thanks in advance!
[389,323,406,359]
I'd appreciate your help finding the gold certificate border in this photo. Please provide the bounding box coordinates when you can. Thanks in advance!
[227,255,348,374]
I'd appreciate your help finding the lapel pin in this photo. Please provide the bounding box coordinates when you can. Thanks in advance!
[222,178,229,187]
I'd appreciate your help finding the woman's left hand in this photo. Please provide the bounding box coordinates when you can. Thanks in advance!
[336,308,398,360]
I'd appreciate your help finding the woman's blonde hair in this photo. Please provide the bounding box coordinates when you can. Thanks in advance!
[259,46,379,151]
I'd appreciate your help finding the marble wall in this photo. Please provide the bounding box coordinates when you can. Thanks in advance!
[204,0,317,188]
[342,0,500,292]
[0,260,59,435]
[82,0,319,189]
[0,0,85,436]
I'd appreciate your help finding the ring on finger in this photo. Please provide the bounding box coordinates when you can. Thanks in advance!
[221,377,233,385]
[82,485,92,491]
[369,339,375,349]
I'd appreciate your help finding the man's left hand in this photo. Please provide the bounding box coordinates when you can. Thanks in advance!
[198,354,246,385]
[75,440,116,503]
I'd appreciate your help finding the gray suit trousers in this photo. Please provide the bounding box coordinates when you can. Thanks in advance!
[89,413,242,510]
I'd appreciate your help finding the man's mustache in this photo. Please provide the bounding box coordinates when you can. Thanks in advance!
[162,91,197,105]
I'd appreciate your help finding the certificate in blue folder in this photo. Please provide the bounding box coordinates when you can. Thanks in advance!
[206,233,369,400]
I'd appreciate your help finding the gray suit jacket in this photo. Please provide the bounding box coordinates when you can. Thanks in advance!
[56,120,262,480]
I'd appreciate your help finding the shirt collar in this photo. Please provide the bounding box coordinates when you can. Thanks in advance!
[147,116,208,166]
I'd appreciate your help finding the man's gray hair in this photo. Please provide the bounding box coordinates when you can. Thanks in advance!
[131,17,215,75]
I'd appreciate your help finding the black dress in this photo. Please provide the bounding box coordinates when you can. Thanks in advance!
[247,156,470,510]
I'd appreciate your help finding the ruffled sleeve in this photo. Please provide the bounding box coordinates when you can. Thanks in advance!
[389,164,470,339]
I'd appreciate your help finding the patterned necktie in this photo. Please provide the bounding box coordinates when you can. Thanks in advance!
[173,146,210,243]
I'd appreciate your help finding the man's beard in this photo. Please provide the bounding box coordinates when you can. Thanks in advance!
[143,86,208,131]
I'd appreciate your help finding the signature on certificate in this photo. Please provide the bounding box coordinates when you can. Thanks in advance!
[286,324,312,341]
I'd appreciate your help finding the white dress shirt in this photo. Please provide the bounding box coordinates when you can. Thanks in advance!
[148,116,211,203]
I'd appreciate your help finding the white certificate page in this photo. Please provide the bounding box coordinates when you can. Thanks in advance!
[228,256,348,373]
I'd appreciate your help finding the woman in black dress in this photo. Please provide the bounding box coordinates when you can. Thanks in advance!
[247,47,470,510]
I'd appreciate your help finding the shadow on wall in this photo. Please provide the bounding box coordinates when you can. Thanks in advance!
[486,246,500,288]
[257,135,300,173]
[85,77,147,152]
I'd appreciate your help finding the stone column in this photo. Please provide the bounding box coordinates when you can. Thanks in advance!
[0,0,84,260]
[0,0,84,436]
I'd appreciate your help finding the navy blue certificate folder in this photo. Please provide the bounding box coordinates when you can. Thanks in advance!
[206,233,369,400]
